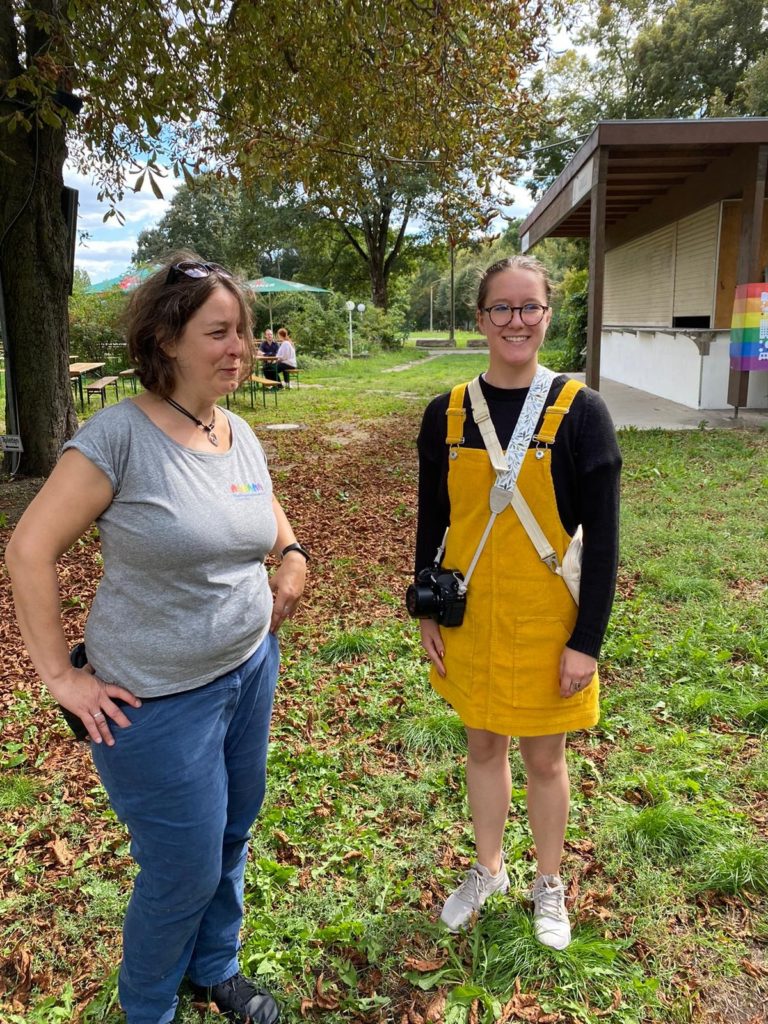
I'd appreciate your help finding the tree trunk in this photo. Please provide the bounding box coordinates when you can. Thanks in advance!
[0,120,77,476]
[369,260,389,309]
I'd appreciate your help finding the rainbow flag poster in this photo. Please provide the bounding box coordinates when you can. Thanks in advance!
[730,283,768,371]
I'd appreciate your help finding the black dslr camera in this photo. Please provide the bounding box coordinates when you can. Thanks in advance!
[406,565,466,627]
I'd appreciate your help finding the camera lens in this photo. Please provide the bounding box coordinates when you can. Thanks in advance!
[405,582,439,618]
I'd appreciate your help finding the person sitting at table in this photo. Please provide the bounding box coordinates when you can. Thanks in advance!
[275,327,297,388]
[258,329,279,382]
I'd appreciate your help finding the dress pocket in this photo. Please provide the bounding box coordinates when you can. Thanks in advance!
[510,616,582,711]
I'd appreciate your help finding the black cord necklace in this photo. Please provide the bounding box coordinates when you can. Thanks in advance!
[164,397,219,447]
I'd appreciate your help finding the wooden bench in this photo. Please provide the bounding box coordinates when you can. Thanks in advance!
[284,367,300,389]
[119,368,138,393]
[86,376,119,407]
[248,375,281,409]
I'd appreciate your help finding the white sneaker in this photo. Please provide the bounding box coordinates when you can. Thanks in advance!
[440,860,509,932]
[531,874,571,950]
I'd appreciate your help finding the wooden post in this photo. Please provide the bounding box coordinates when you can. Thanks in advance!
[586,148,608,390]
[728,144,768,411]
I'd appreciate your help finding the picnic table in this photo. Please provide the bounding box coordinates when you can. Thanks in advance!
[69,362,106,409]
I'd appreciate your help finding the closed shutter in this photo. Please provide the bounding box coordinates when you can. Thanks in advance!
[673,205,719,319]
[604,224,675,325]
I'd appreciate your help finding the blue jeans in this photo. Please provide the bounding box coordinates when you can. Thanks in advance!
[91,632,279,1024]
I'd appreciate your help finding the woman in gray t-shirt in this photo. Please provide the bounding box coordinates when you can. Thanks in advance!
[6,256,308,1024]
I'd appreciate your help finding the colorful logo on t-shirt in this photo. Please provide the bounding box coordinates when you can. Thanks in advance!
[230,482,265,496]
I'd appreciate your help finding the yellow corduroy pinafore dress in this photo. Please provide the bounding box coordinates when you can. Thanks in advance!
[430,379,599,737]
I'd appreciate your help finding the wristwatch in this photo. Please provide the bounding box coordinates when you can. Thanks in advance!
[281,542,310,562]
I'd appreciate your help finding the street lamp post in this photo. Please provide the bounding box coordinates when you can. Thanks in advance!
[345,300,355,358]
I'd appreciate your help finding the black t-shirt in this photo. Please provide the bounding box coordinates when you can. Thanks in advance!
[415,374,622,658]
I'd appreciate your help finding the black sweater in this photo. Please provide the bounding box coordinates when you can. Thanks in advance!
[415,374,622,659]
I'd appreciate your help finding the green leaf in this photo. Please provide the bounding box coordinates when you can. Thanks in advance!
[149,173,164,200]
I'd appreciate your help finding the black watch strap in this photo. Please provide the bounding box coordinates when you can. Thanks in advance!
[281,542,310,562]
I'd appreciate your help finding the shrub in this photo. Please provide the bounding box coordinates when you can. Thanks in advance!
[549,267,588,372]
[284,294,348,358]
[68,287,131,369]
[358,304,409,352]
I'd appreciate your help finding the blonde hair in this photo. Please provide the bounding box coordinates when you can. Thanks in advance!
[477,255,552,308]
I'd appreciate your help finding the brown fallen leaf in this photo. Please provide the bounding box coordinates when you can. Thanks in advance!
[741,957,768,978]
[594,988,622,1017]
[11,945,33,1003]
[424,989,446,1022]
[49,837,74,867]
[313,972,339,1011]
[402,955,447,973]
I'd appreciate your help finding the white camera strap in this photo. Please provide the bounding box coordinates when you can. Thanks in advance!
[457,368,555,593]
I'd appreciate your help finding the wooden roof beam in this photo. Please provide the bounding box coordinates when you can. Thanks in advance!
[608,145,733,160]
[605,147,754,250]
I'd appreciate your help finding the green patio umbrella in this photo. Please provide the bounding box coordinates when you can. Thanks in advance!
[244,276,327,331]
[85,267,155,293]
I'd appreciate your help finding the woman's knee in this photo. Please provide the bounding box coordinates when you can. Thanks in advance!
[519,735,567,782]
[466,728,510,766]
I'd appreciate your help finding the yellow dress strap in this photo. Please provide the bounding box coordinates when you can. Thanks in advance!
[445,382,469,445]
[533,378,584,445]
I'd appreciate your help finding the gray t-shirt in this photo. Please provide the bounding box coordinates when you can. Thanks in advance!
[63,401,277,697]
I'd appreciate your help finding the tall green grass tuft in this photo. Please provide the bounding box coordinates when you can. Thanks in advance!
[389,712,466,756]
[317,629,379,663]
[603,801,727,862]
[472,906,644,1006]
[692,841,768,896]
[0,772,40,810]
[740,698,768,731]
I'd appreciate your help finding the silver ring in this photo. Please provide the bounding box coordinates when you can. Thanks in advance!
[93,711,105,720]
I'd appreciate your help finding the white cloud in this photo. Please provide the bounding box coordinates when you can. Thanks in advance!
[503,183,535,219]
[66,163,180,284]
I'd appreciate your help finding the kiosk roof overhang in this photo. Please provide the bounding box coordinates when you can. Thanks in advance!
[519,118,768,253]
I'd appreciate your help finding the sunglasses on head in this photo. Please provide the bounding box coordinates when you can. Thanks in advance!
[165,261,233,286]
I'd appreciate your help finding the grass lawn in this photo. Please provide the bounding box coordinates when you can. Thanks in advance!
[1,355,766,1023]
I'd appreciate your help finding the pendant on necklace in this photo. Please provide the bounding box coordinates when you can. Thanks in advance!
[207,429,219,447]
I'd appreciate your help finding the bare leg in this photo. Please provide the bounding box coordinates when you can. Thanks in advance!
[518,733,569,875]
[465,727,511,875]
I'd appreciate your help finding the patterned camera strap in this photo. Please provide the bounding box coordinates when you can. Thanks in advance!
[442,367,553,593]
[468,372,585,579]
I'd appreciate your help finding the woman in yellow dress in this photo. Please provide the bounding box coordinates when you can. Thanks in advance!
[413,255,621,948]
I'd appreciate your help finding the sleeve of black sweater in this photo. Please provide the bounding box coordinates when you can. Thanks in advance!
[414,377,622,660]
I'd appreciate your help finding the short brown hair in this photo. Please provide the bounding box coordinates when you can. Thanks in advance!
[277,327,289,340]
[477,254,552,310]
[124,251,253,397]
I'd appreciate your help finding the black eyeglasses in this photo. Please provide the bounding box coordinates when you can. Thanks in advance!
[482,303,549,327]
[165,261,233,286]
